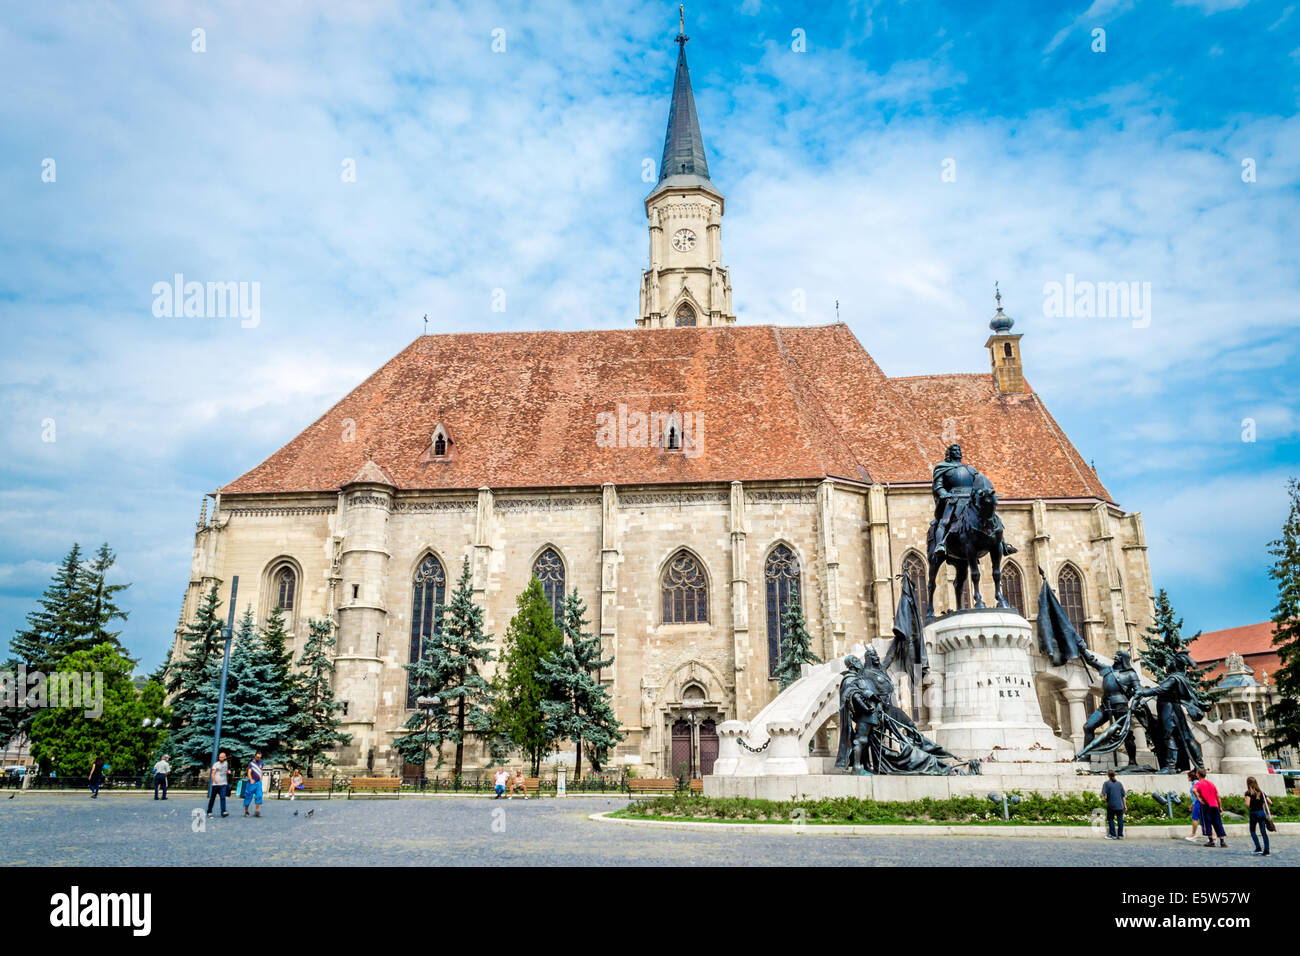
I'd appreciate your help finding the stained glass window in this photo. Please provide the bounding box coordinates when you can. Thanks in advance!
[662,550,707,624]
[765,545,800,678]
[533,548,565,626]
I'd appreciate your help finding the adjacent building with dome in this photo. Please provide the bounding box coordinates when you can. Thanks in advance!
[172,31,1158,777]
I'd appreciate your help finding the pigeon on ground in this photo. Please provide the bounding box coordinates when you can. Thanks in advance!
[306,809,314,818]
[293,809,298,816]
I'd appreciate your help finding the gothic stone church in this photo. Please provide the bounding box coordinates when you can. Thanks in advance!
[174,35,1155,777]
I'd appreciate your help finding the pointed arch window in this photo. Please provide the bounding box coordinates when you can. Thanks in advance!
[662,550,708,624]
[532,548,565,626]
[1001,562,1025,617]
[901,551,929,619]
[663,412,683,452]
[274,566,296,611]
[765,545,801,678]
[675,303,696,327]
[408,554,447,707]
[1057,564,1086,642]
[428,423,452,460]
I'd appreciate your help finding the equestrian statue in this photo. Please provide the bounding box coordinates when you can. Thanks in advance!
[926,443,1018,616]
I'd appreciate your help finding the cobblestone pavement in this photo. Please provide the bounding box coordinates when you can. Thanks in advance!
[0,794,1288,866]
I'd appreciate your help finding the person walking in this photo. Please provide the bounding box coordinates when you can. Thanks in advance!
[1102,769,1127,839]
[1194,768,1227,847]
[243,751,265,817]
[1246,776,1273,857]
[88,757,104,799]
[493,768,508,799]
[153,755,171,800]
[207,749,230,817]
[1184,769,1204,842]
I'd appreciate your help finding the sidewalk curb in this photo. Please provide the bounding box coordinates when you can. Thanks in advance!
[3,790,623,800]
[588,811,1298,840]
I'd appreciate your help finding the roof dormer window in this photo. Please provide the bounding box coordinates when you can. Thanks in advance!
[426,422,452,462]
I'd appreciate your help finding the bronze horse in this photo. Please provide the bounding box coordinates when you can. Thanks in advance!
[926,474,1017,616]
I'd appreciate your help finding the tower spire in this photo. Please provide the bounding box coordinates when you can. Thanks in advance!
[658,7,712,187]
[637,18,733,329]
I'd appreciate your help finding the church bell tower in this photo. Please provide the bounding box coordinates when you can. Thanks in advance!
[637,14,735,328]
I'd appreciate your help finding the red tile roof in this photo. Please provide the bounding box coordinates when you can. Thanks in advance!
[1192,622,1278,661]
[889,374,1111,500]
[221,324,1115,501]
[1189,621,1282,680]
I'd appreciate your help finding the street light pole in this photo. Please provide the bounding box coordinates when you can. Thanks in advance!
[685,705,698,780]
[209,576,238,802]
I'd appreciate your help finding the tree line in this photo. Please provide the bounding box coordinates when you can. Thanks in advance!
[394,557,624,778]
[5,477,1298,777]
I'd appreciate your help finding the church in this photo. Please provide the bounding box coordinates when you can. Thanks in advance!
[173,30,1155,778]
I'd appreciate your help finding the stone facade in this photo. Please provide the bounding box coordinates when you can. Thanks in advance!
[174,476,1153,775]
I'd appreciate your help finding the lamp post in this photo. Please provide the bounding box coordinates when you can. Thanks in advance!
[209,576,238,805]
[684,703,700,780]
[416,695,441,788]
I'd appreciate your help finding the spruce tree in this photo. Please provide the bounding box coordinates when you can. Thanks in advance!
[218,608,290,764]
[79,543,131,661]
[164,583,226,771]
[496,577,563,775]
[1138,588,1220,706]
[259,604,300,750]
[393,644,450,772]
[395,557,495,777]
[286,617,351,774]
[8,544,88,673]
[147,647,171,688]
[1264,478,1300,756]
[772,585,822,690]
[537,588,624,777]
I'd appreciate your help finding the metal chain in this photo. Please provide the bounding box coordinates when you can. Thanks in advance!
[736,736,770,754]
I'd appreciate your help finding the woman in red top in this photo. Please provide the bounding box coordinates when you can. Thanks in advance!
[1194,769,1226,848]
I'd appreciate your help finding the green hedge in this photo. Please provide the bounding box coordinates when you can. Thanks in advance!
[619,792,1300,825]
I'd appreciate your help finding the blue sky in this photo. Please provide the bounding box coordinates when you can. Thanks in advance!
[1,0,1297,671]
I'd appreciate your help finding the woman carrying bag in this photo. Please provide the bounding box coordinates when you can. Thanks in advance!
[1245,776,1273,857]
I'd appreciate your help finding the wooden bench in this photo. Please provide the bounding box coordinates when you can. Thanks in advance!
[689,778,704,794]
[627,778,678,795]
[347,777,401,798]
[278,777,333,799]
[497,776,542,797]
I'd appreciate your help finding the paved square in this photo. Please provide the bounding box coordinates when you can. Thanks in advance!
[0,794,1287,866]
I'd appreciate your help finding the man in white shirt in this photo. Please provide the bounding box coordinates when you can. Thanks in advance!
[152,754,171,800]
[493,768,508,799]
[207,750,230,817]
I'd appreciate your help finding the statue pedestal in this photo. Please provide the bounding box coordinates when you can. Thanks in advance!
[927,609,1066,758]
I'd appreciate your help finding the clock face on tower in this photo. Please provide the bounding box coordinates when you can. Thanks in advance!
[672,228,696,252]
